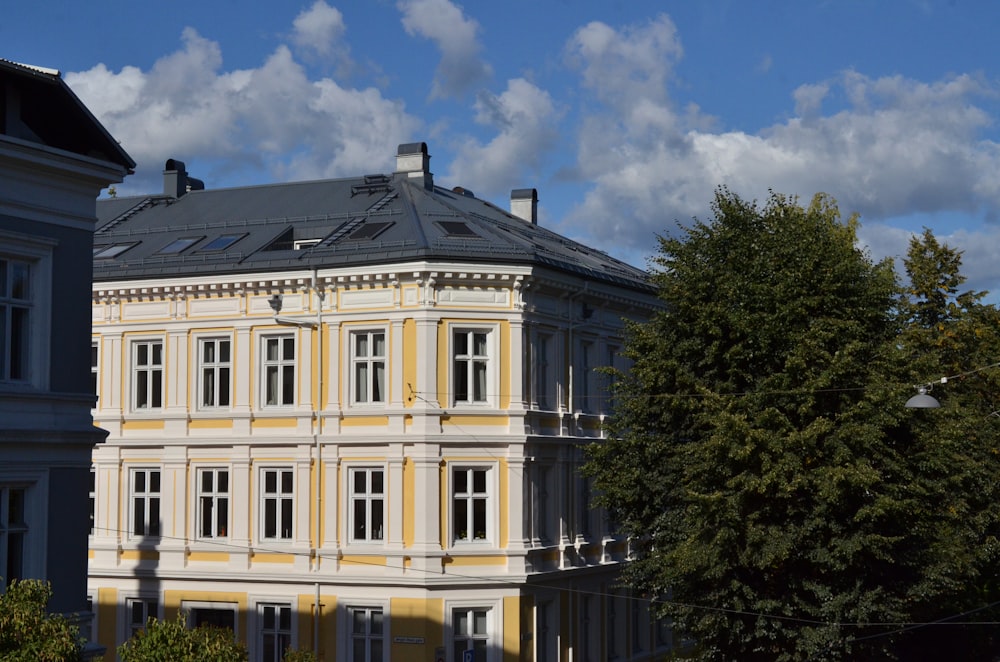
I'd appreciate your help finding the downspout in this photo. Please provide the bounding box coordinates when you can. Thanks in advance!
[312,270,323,656]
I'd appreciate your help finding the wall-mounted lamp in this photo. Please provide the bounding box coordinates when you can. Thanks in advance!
[268,293,283,314]
[268,292,317,328]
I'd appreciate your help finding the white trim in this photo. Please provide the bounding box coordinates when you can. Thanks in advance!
[258,333,296,409]
[257,466,295,543]
[338,600,390,662]
[444,598,502,662]
[194,334,233,410]
[448,463,498,547]
[344,464,386,546]
[448,323,499,408]
[0,230,55,391]
[346,327,388,408]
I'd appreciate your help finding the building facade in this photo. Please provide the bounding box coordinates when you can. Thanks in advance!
[0,58,133,633]
[88,143,665,661]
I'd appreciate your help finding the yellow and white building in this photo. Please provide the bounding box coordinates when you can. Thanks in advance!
[88,143,665,661]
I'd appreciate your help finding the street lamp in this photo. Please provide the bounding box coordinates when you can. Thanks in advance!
[905,361,1000,409]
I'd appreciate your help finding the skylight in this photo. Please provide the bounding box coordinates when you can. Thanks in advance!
[438,221,479,237]
[349,222,393,240]
[156,236,203,254]
[93,242,139,259]
[199,234,245,252]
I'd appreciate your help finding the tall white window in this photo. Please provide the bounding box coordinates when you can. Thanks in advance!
[0,258,31,383]
[199,338,231,408]
[453,328,491,405]
[91,341,99,400]
[452,467,490,543]
[262,335,295,407]
[348,606,384,662]
[197,468,229,539]
[535,333,553,410]
[259,603,292,662]
[88,468,96,536]
[349,468,384,543]
[261,468,294,540]
[452,607,490,661]
[351,330,386,404]
[0,486,27,585]
[130,469,161,538]
[126,597,159,637]
[579,340,594,413]
[132,341,163,410]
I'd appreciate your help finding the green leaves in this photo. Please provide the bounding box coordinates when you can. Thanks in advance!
[0,579,83,662]
[586,189,1000,660]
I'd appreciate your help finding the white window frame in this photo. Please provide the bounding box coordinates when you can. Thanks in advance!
[446,599,500,662]
[450,325,498,408]
[0,231,54,390]
[195,467,230,540]
[259,467,294,542]
[131,339,164,411]
[197,336,232,409]
[346,466,385,544]
[91,340,99,404]
[260,334,296,408]
[578,339,595,413]
[450,464,496,546]
[123,595,160,640]
[254,601,294,662]
[129,467,161,539]
[534,331,554,410]
[341,603,388,662]
[349,328,387,406]
[182,600,238,635]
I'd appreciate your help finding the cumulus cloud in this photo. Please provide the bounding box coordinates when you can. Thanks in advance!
[397,0,492,98]
[445,78,560,194]
[65,27,419,193]
[291,1,348,62]
[559,16,1000,279]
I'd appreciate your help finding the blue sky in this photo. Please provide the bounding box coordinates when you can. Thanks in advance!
[7,0,1000,296]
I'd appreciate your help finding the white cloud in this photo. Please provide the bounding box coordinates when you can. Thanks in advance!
[445,78,559,195]
[397,0,492,98]
[559,17,1000,269]
[65,27,420,193]
[292,1,346,57]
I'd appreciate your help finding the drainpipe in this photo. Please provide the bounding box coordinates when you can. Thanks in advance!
[312,270,323,656]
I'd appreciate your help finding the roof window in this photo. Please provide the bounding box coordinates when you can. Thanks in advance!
[93,242,139,259]
[438,221,479,238]
[156,236,203,254]
[199,234,246,252]
[349,222,393,240]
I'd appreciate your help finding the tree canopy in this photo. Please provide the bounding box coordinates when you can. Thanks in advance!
[586,189,1000,660]
[0,579,83,662]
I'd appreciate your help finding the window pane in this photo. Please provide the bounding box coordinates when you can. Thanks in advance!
[282,338,294,360]
[373,363,384,401]
[373,333,385,356]
[217,499,228,536]
[455,610,468,635]
[371,639,383,661]
[266,366,278,405]
[136,372,148,408]
[267,338,278,361]
[473,361,487,401]
[137,343,148,365]
[371,609,383,634]
[151,371,162,407]
[353,500,367,539]
[353,471,367,493]
[150,472,160,492]
[371,500,384,540]
[473,332,487,355]
[371,471,383,494]
[203,342,215,363]
[355,334,368,357]
[353,640,366,661]
[134,471,146,492]
[454,469,467,494]
[455,499,468,539]
[355,364,368,401]
[218,368,230,405]
[281,471,293,493]
[473,498,486,539]
[148,499,160,536]
[473,610,488,634]
[10,307,27,380]
[219,471,229,491]
[152,343,162,364]
[473,469,486,493]
[219,340,230,362]
[282,366,294,404]
[352,609,366,634]
[200,498,212,537]
[265,500,277,538]
[279,606,290,630]
[202,370,215,406]
[265,471,277,493]
[281,499,292,537]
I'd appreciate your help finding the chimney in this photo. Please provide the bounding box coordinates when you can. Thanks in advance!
[510,188,538,224]
[163,159,204,198]
[395,142,433,190]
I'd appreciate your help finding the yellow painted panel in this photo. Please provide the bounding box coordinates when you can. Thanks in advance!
[442,555,507,567]
[122,419,165,431]
[391,597,444,660]
[251,552,295,564]
[436,322,447,406]
[340,555,387,567]
[97,587,118,659]
[340,416,389,427]
[403,318,416,409]
[297,592,337,659]
[403,458,414,547]
[441,415,508,427]
[120,549,159,562]
[187,551,230,562]
[251,417,297,428]
[189,418,234,429]
[88,549,94,559]
[503,596,521,662]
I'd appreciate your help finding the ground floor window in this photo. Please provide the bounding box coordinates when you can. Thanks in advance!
[187,602,237,633]
[259,603,292,662]
[348,606,384,662]
[453,607,490,661]
[0,485,27,586]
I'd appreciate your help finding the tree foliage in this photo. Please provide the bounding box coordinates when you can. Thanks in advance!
[118,612,247,662]
[0,579,83,662]
[586,189,1000,660]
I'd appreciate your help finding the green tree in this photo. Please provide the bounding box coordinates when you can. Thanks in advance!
[118,612,247,662]
[586,189,1000,660]
[0,579,83,662]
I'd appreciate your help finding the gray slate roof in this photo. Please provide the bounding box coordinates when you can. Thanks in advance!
[94,161,651,291]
